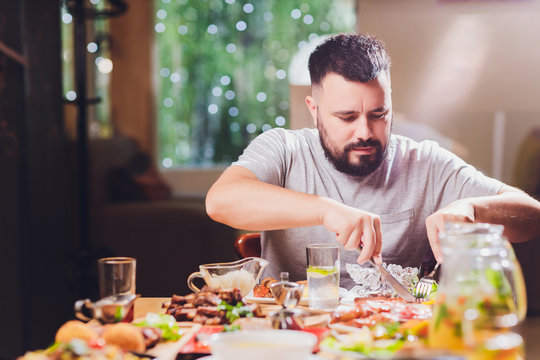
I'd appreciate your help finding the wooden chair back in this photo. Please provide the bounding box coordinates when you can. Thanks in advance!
[234,232,261,258]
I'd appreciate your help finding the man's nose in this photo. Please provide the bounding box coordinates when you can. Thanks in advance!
[353,117,372,140]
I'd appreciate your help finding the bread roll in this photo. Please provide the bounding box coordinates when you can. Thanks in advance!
[102,323,145,353]
[55,320,99,343]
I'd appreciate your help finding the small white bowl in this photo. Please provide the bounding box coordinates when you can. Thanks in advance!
[208,329,317,360]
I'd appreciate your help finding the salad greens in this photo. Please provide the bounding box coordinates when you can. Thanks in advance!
[217,300,254,323]
[134,313,182,341]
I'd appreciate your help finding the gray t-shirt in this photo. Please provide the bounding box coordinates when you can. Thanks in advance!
[232,128,504,289]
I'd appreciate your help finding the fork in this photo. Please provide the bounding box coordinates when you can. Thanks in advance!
[414,262,441,300]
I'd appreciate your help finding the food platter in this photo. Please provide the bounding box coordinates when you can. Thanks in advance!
[313,295,438,359]
[320,320,435,359]
[18,293,447,360]
[244,287,348,306]
[148,295,434,360]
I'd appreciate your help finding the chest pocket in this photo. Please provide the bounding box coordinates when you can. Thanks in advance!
[379,208,414,224]
[378,208,417,265]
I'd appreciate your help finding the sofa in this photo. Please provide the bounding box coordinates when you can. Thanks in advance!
[87,136,237,297]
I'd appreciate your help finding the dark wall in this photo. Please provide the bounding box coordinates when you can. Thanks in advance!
[0,1,76,358]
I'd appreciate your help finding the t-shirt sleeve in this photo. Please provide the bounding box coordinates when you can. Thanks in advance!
[427,141,505,210]
[231,128,289,187]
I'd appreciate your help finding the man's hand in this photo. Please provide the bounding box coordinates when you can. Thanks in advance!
[320,199,383,265]
[425,199,475,262]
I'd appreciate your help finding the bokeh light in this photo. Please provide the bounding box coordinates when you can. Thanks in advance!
[236,21,247,31]
[155,23,166,33]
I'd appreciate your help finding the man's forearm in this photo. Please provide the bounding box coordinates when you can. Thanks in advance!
[470,187,540,243]
[206,167,330,230]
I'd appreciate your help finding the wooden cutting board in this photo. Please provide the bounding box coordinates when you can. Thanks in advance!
[145,323,201,360]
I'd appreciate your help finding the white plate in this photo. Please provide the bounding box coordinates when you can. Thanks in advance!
[244,293,309,306]
[197,356,324,360]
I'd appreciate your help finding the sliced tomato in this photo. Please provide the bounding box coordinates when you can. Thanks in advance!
[87,337,106,349]
[252,284,270,298]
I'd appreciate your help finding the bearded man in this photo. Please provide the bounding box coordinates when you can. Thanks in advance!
[205,34,540,288]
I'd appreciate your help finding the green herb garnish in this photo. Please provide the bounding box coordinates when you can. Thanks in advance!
[223,324,241,332]
[134,313,182,341]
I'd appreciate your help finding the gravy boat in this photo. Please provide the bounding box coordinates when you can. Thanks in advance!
[187,257,268,296]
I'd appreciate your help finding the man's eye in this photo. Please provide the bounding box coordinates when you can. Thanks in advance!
[340,116,356,122]
[370,113,385,120]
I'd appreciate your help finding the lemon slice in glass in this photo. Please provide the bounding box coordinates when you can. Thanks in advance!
[307,266,337,278]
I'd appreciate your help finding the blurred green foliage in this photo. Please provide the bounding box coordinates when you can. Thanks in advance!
[154,0,355,167]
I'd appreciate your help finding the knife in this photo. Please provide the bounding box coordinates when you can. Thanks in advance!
[355,247,416,302]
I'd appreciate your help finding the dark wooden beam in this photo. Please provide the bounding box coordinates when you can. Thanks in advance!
[0,0,26,357]
[0,0,76,357]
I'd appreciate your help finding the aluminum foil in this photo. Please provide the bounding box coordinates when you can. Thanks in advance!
[346,263,419,298]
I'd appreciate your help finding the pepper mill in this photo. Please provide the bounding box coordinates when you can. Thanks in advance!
[268,272,305,329]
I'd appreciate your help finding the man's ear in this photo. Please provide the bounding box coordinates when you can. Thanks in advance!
[305,95,318,126]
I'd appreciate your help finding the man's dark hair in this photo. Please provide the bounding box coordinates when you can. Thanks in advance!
[308,33,391,86]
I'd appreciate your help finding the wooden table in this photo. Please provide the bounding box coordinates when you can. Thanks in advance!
[134,297,169,319]
[134,297,540,359]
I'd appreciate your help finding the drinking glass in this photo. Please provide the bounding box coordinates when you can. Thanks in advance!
[306,244,340,311]
[98,257,136,298]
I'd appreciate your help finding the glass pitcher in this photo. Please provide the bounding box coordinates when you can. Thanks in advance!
[187,257,268,296]
[428,222,527,359]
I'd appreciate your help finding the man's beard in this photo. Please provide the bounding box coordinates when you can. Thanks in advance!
[317,116,389,177]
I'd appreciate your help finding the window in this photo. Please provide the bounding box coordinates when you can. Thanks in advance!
[154,0,356,168]
[61,0,114,138]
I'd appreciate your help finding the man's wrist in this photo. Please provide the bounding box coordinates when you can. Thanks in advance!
[316,196,339,227]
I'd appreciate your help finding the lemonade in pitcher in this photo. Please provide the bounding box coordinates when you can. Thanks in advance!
[428,222,526,359]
